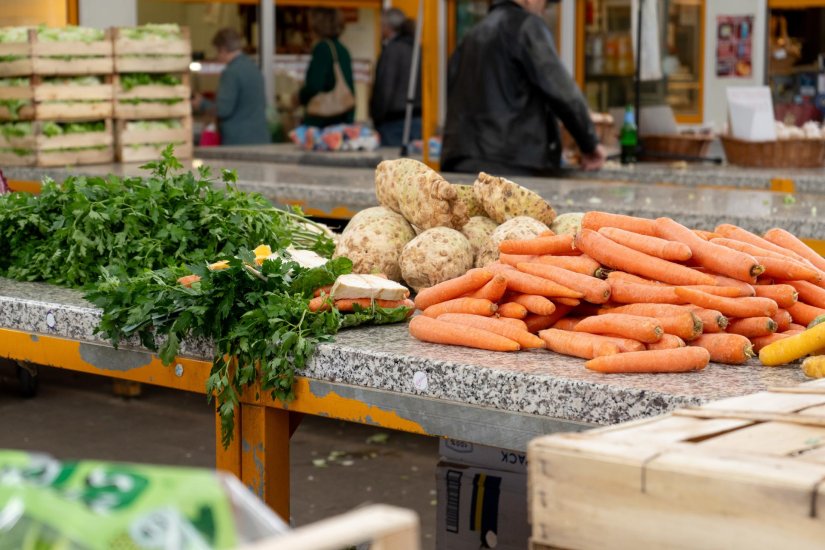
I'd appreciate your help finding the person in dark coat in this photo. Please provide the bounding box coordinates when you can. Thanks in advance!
[299,8,356,128]
[370,9,422,147]
[193,28,270,145]
[441,0,605,175]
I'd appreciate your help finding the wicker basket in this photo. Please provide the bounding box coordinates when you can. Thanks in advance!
[640,134,714,161]
[721,135,825,168]
[561,119,616,152]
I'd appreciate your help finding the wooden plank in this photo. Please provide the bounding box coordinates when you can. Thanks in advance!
[115,84,190,101]
[696,421,825,456]
[31,41,112,57]
[240,404,291,519]
[114,57,190,73]
[34,83,112,102]
[0,59,32,77]
[0,134,37,150]
[699,391,825,413]
[32,57,113,76]
[114,101,190,120]
[0,43,31,56]
[0,104,34,120]
[0,151,35,166]
[113,27,191,56]
[119,142,192,163]
[36,130,113,150]
[673,407,825,427]
[36,146,114,167]
[0,86,34,100]
[35,101,112,121]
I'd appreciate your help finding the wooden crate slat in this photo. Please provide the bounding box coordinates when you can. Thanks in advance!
[115,84,190,101]
[114,38,191,56]
[0,134,37,149]
[117,125,189,146]
[596,415,752,444]
[36,146,114,167]
[0,150,35,166]
[35,102,113,121]
[34,84,112,102]
[700,390,825,413]
[0,59,33,77]
[31,41,112,57]
[114,57,190,74]
[0,86,33,100]
[37,131,112,150]
[0,104,35,121]
[0,43,31,56]
[32,57,113,76]
[114,101,190,119]
[118,142,191,163]
[694,421,825,456]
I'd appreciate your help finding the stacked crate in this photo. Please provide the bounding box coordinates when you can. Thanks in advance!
[0,27,114,166]
[112,26,192,163]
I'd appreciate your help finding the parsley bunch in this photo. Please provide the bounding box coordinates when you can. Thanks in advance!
[0,146,334,287]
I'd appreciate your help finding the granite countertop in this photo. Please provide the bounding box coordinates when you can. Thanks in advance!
[0,277,809,427]
[6,159,825,239]
[192,144,400,168]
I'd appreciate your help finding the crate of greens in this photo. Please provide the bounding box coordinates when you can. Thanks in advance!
[0,76,34,120]
[0,121,36,166]
[33,75,113,120]
[0,119,113,166]
[0,27,32,77]
[114,73,190,119]
[30,26,112,76]
[113,25,191,73]
[116,117,191,162]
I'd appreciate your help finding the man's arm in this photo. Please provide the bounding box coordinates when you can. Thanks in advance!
[215,68,239,120]
[518,17,599,155]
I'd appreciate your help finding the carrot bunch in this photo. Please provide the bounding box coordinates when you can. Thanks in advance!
[407,210,825,372]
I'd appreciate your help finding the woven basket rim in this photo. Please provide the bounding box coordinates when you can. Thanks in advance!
[720,134,825,144]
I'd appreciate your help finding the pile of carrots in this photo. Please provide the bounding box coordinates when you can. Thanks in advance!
[407,211,825,374]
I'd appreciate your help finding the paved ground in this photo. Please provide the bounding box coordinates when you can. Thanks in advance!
[0,362,438,547]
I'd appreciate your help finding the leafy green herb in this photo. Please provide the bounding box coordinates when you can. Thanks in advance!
[42,55,105,60]
[0,77,29,86]
[42,76,102,86]
[783,194,797,205]
[0,146,335,287]
[120,24,182,41]
[0,121,33,139]
[37,25,105,43]
[125,119,182,132]
[0,146,33,157]
[41,120,105,138]
[0,55,26,63]
[120,73,181,92]
[0,99,31,119]
[0,27,29,43]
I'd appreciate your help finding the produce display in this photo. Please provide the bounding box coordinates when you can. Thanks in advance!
[358,161,825,376]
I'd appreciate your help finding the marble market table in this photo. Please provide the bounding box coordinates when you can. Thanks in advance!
[0,277,809,520]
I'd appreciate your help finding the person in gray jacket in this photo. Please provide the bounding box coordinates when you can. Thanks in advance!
[369,9,421,147]
[193,28,270,145]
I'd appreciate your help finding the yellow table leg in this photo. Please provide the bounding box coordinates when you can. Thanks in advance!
[241,403,291,520]
[770,178,796,193]
[112,380,142,397]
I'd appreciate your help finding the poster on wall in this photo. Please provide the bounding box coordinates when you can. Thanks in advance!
[716,15,754,78]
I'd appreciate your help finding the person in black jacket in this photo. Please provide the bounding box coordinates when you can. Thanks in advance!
[370,8,422,146]
[441,0,605,175]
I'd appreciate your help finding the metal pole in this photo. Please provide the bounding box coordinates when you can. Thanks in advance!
[634,0,643,138]
[260,0,276,107]
[400,0,424,156]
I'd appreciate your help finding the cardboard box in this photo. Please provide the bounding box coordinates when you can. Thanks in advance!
[439,438,528,475]
[436,461,528,550]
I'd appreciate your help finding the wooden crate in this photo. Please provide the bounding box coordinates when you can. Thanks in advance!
[0,119,113,166]
[0,42,32,77]
[114,100,190,120]
[0,82,34,120]
[115,117,192,162]
[113,27,191,73]
[36,145,113,166]
[528,379,825,550]
[0,130,36,166]
[30,29,113,76]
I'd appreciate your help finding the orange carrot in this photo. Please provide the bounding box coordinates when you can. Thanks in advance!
[693,229,721,241]
[409,315,520,351]
[423,297,497,318]
[585,347,710,373]
[538,329,622,359]
[763,228,825,273]
[524,304,574,333]
[674,287,778,318]
[658,312,704,341]
[694,271,756,296]
[516,262,611,304]
[647,334,686,350]
[688,307,729,333]
[654,217,763,281]
[772,309,792,332]
[533,254,603,277]
[752,284,798,308]
[468,275,509,302]
[310,297,414,312]
[177,274,201,287]
[715,224,807,262]
[574,313,663,343]
[790,323,807,331]
[496,317,529,330]
[485,263,584,299]
[683,285,749,298]
[710,237,790,261]
[751,333,793,353]
[499,234,577,256]
[690,333,754,364]
[608,279,684,304]
[581,211,657,236]
[538,229,556,237]
[601,303,690,317]
[754,255,821,282]
[313,284,333,297]
[414,268,493,310]
[553,317,582,331]
[437,313,546,349]
[575,229,716,286]
[787,301,825,326]
[497,302,528,319]
[511,294,557,316]
[726,317,777,338]
[607,271,658,285]
[785,280,825,309]
[499,253,537,267]
[598,226,692,261]
[593,336,646,352]
[554,297,582,307]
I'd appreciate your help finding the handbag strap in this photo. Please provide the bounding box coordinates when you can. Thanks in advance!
[325,39,340,65]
